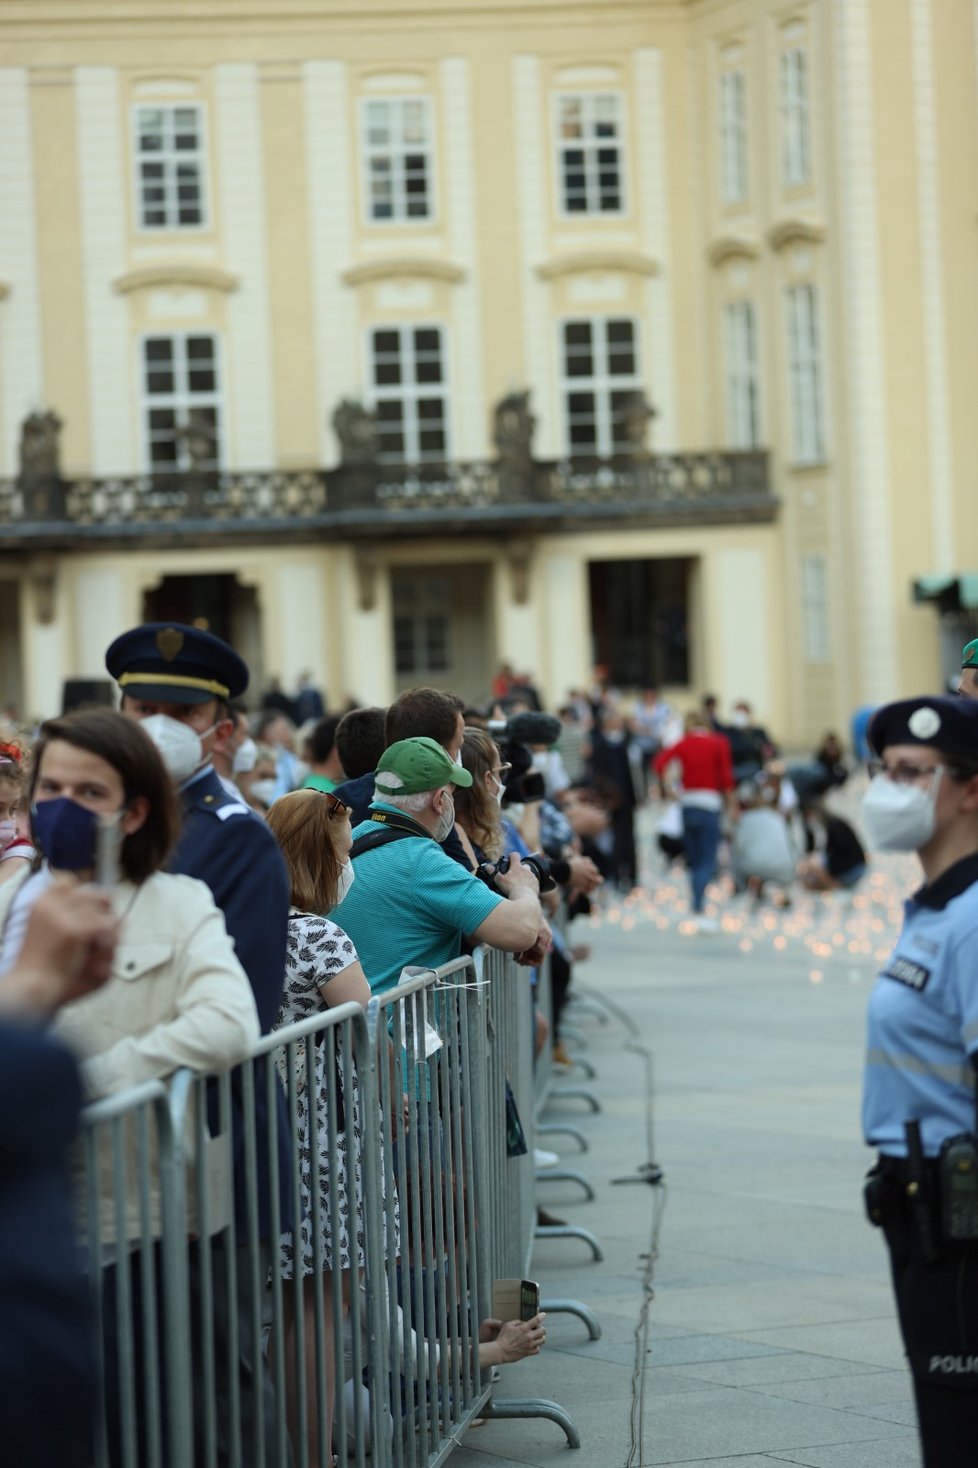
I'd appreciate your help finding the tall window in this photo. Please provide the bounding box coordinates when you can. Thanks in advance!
[718,64,748,204]
[393,576,451,676]
[780,39,811,188]
[362,98,434,222]
[369,326,449,462]
[556,93,625,214]
[724,301,761,449]
[561,318,642,457]
[785,283,825,464]
[142,335,222,473]
[801,553,830,662]
[134,105,206,230]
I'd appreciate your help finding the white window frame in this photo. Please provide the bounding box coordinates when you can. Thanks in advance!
[718,66,749,204]
[367,324,451,464]
[723,300,761,450]
[780,41,811,189]
[138,331,225,474]
[558,316,643,458]
[785,282,826,465]
[554,91,627,217]
[132,102,209,233]
[360,95,436,226]
[801,553,831,662]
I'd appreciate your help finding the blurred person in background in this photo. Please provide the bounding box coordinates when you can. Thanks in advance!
[256,709,304,801]
[788,731,849,805]
[654,709,735,930]
[238,743,281,815]
[798,799,868,892]
[730,777,797,906]
[0,730,34,885]
[587,706,640,892]
[301,713,345,793]
[293,670,325,725]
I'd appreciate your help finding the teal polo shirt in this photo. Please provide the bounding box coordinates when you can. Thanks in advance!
[332,801,504,994]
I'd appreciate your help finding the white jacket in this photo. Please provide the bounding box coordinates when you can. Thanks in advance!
[0,867,261,1242]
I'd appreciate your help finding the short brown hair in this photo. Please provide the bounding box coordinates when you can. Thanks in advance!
[266,789,345,913]
[30,709,181,884]
[454,727,504,862]
[385,687,465,750]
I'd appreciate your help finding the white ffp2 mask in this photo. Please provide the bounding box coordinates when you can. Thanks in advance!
[861,772,940,851]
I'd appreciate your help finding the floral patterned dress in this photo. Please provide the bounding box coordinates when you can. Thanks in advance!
[273,910,396,1278]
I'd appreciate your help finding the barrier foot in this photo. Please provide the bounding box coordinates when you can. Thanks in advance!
[558,1024,588,1048]
[557,1055,598,1081]
[534,1167,595,1200]
[536,1123,589,1153]
[540,1296,602,1340]
[534,1222,604,1261]
[482,1393,581,1448]
[547,1086,602,1113]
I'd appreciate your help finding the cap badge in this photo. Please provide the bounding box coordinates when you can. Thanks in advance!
[909,707,941,739]
[156,628,185,663]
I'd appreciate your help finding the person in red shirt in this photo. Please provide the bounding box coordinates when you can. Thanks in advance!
[653,711,734,924]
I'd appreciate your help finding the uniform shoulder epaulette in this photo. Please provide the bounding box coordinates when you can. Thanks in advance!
[196,789,252,821]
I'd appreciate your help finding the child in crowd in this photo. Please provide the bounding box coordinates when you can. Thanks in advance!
[0,732,34,885]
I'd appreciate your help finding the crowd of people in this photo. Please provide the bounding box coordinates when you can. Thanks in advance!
[10,627,978,1467]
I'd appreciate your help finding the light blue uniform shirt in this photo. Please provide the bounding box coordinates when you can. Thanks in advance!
[863,856,978,1157]
[333,801,503,995]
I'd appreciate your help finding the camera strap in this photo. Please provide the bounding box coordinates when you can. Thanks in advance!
[350,811,435,860]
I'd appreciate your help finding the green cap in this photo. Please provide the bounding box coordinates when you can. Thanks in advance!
[963,638,978,669]
[374,736,473,796]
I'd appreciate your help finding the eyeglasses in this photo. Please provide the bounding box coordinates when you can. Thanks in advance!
[868,760,945,786]
[321,792,350,819]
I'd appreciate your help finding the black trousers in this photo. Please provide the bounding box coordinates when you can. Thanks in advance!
[881,1192,978,1467]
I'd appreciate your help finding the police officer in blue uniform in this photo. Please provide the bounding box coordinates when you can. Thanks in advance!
[105,621,290,1468]
[861,694,978,1467]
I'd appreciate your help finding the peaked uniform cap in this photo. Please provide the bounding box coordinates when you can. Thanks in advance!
[375,736,473,795]
[105,622,249,705]
[868,695,978,760]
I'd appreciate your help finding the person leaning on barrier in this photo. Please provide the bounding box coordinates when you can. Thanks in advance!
[333,737,550,995]
[0,710,261,1466]
[0,878,119,1468]
[860,695,978,1468]
[265,787,399,1468]
[106,621,291,1468]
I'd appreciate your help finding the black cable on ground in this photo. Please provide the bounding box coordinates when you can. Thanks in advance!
[573,983,667,1468]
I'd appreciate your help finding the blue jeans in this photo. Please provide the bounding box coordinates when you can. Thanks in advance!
[682,805,721,913]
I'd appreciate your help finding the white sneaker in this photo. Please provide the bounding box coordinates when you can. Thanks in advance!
[534,1146,560,1168]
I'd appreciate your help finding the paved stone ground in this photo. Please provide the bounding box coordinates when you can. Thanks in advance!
[450,802,925,1467]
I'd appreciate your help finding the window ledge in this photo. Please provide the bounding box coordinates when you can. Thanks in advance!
[342,258,466,287]
[707,236,761,267]
[536,249,658,281]
[113,265,240,295]
[767,217,825,252]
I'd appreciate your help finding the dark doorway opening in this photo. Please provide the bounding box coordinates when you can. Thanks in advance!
[589,557,692,687]
[142,574,263,693]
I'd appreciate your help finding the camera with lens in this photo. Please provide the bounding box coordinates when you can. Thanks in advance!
[475,851,557,895]
[486,711,562,807]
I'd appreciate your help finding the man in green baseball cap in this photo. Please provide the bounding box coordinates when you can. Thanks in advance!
[959,638,978,698]
[333,735,549,994]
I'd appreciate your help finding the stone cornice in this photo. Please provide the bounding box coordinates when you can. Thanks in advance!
[707,236,761,268]
[341,258,466,286]
[766,218,826,252]
[536,249,659,281]
[113,264,240,295]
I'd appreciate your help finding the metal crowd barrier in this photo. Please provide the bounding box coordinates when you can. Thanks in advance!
[75,950,586,1467]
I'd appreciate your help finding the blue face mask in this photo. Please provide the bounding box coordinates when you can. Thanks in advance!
[31,797,101,872]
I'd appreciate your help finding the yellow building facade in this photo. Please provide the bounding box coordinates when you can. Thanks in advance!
[1,0,976,738]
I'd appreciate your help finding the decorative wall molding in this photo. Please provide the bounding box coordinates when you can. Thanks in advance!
[113,264,240,295]
[341,258,465,287]
[536,249,659,281]
[766,217,826,252]
[707,236,761,267]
